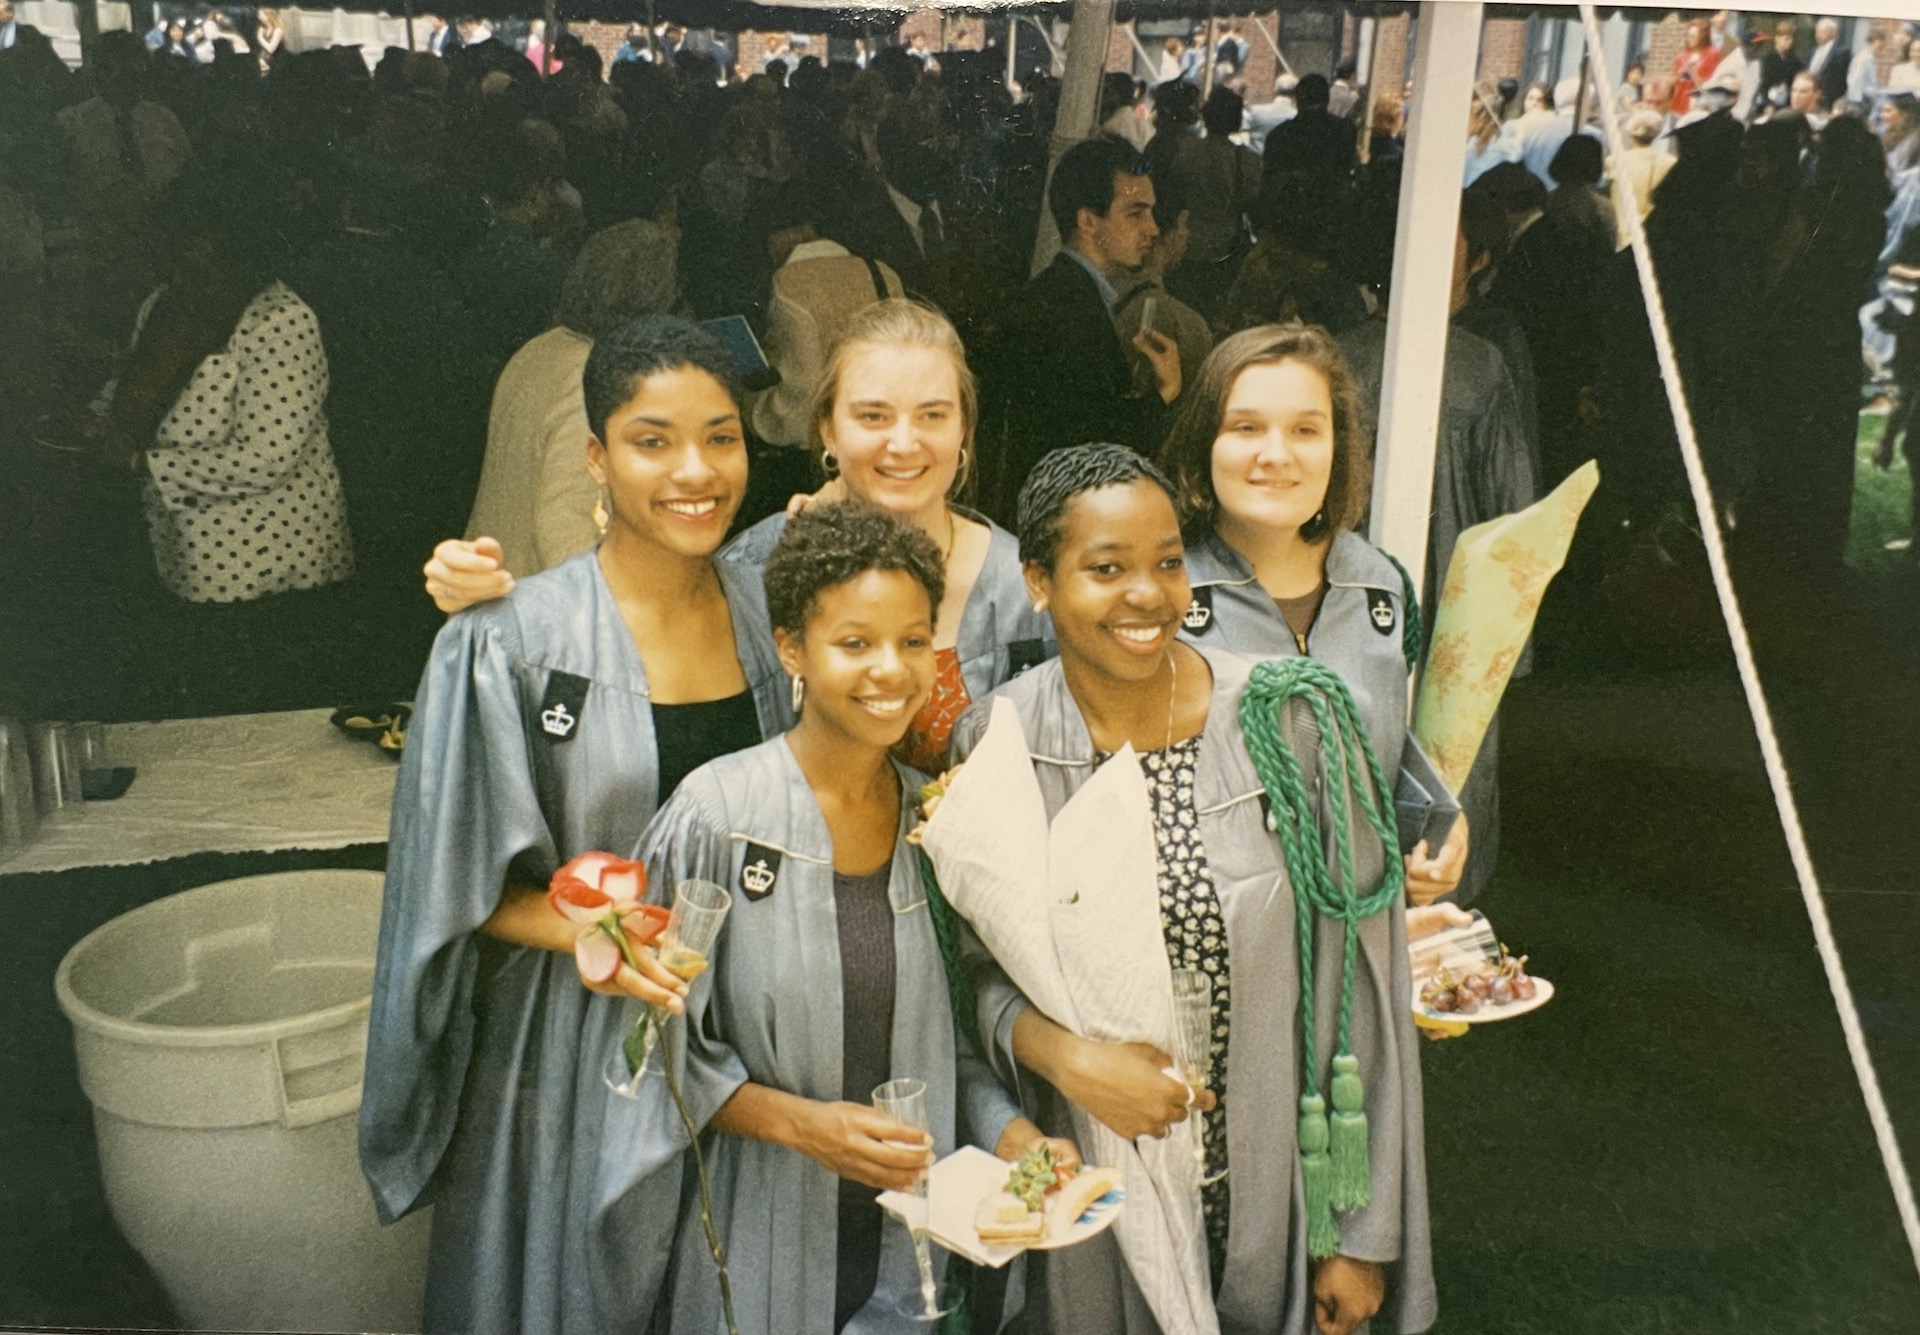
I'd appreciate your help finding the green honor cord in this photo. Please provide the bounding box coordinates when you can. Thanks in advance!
[1239,657,1405,1259]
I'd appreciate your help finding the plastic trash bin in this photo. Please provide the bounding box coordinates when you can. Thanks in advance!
[54,870,430,1332]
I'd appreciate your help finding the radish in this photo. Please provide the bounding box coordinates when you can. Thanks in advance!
[600,864,645,906]
[549,875,613,924]
[621,904,671,947]
[575,929,623,984]
[563,851,623,889]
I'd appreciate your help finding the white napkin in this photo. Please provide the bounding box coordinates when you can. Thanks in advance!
[918,698,1219,1335]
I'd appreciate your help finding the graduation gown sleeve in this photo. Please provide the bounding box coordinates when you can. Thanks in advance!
[359,604,552,1224]
[586,775,751,1326]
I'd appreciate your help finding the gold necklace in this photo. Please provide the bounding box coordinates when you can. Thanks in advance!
[1164,649,1178,751]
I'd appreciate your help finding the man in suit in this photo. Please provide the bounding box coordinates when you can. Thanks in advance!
[986,137,1182,516]
[1805,18,1850,110]
[837,117,950,308]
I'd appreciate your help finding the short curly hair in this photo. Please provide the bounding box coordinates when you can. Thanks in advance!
[763,501,946,637]
[1016,443,1178,572]
[581,314,742,442]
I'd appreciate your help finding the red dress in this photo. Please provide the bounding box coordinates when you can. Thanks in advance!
[894,647,970,775]
[1672,45,1721,115]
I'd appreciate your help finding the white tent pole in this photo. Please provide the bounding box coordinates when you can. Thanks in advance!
[1250,11,1291,78]
[1366,0,1481,593]
[1030,0,1118,276]
[1126,23,1158,82]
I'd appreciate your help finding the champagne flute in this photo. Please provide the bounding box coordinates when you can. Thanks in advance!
[1170,968,1225,1187]
[872,1077,952,1323]
[605,879,731,1097]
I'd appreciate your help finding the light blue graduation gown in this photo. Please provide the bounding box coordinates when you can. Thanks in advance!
[358,550,792,1335]
[595,736,1025,1335]
[950,646,1436,1335]
[1180,528,1459,858]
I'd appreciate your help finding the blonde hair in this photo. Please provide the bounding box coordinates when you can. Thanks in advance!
[809,298,979,499]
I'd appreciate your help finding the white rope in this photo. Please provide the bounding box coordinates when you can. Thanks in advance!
[1575,3,1920,1280]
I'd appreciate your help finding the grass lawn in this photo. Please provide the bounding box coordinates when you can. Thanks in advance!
[1848,413,1912,576]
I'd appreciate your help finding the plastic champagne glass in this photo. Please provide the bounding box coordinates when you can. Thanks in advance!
[604,879,731,1098]
[872,1077,953,1322]
[1170,968,1224,1186]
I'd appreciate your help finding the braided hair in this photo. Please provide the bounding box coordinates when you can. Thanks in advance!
[1015,443,1178,572]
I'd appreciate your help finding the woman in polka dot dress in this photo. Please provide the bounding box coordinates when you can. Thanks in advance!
[133,278,354,603]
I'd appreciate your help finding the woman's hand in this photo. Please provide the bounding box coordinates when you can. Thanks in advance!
[1404,814,1470,906]
[1312,1255,1385,1335]
[1405,901,1473,942]
[1060,1036,1210,1142]
[424,536,514,614]
[993,1117,1083,1176]
[782,475,849,518]
[1132,329,1182,404]
[795,1101,935,1192]
[578,946,689,1013]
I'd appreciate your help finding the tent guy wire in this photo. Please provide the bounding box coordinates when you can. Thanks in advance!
[1575,0,1920,1287]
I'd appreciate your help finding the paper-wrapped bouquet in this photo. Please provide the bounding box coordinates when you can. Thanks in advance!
[915,697,1220,1335]
[1412,460,1601,792]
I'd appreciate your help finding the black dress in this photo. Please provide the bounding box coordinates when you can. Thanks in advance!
[832,864,898,1330]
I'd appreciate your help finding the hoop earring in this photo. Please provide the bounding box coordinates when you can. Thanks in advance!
[951,444,971,495]
[821,452,839,480]
[592,488,611,537]
[790,674,805,714]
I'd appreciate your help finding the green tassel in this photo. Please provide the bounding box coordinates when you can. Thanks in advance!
[1299,1093,1339,1260]
[1328,1053,1371,1212]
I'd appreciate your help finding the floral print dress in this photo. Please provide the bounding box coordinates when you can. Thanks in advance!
[1104,734,1234,1281]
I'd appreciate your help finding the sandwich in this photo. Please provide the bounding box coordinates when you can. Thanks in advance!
[973,1191,1046,1244]
[974,1143,1123,1248]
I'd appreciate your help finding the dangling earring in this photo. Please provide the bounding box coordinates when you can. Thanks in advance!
[592,487,611,537]
[790,675,805,714]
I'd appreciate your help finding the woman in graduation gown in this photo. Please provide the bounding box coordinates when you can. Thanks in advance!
[608,500,1070,1333]
[950,445,1435,1335]
[359,316,793,1335]
[426,299,1051,772]
[1157,324,1470,906]
[1338,311,1537,905]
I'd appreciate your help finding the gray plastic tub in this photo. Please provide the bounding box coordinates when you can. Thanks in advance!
[54,870,430,1332]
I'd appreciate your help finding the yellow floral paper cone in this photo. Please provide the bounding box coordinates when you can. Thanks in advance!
[1412,461,1601,794]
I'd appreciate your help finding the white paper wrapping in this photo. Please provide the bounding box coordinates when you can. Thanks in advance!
[918,697,1219,1335]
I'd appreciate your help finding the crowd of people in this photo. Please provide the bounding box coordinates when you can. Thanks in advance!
[0,9,1914,1332]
